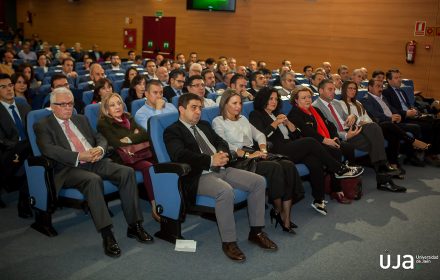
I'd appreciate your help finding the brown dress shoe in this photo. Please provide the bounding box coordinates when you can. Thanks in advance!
[222,242,246,262]
[248,231,278,250]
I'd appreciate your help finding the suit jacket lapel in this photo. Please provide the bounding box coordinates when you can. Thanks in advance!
[48,114,74,151]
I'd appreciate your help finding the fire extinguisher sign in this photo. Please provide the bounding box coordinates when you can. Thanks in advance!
[414,21,426,36]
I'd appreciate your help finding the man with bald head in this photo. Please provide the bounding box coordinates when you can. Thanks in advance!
[156,66,169,87]
[322,61,332,79]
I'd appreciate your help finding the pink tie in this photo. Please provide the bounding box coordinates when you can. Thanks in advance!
[64,120,86,154]
[328,103,344,131]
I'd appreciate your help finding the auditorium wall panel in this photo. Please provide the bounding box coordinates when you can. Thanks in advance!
[16,0,440,98]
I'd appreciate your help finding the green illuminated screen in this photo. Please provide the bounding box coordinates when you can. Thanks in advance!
[187,0,236,12]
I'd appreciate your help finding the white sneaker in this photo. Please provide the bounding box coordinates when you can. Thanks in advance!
[335,166,364,179]
[311,201,327,215]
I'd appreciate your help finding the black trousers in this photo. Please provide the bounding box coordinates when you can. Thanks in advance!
[406,118,440,154]
[379,121,420,164]
[0,140,31,195]
[271,137,349,199]
[254,159,303,202]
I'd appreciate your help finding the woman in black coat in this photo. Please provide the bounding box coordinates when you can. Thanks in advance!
[250,87,363,209]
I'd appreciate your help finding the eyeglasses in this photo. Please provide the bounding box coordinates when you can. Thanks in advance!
[0,83,13,89]
[53,102,74,108]
[190,83,205,88]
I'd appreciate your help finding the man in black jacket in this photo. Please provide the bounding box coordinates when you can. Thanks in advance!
[164,93,277,262]
[0,73,32,216]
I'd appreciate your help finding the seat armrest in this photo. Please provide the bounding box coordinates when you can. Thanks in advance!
[27,156,58,211]
[27,155,53,169]
[152,162,191,176]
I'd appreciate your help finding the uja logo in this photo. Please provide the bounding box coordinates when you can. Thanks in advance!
[380,254,414,269]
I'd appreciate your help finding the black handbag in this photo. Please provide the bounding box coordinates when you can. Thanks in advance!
[231,158,258,173]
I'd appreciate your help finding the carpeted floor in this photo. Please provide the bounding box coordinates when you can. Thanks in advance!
[1,165,439,280]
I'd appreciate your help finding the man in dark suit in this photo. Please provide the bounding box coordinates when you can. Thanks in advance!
[89,44,103,63]
[0,73,32,216]
[309,72,325,95]
[248,70,267,98]
[164,93,277,262]
[163,69,186,102]
[382,69,440,165]
[361,79,425,167]
[34,87,152,258]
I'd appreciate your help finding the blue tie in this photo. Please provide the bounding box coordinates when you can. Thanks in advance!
[9,105,27,140]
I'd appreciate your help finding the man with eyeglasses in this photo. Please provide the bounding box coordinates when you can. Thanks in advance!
[0,73,33,217]
[43,74,85,113]
[163,69,186,102]
[135,80,177,131]
[35,87,153,257]
[186,75,216,108]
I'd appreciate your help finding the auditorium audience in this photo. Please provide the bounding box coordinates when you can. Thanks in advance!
[145,60,158,80]
[248,70,267,97]
[322,61,332,79]
[382,69,440,166]
[156,66,169,87]
[35,87,153,258]
[0,73,32,218]
[215,58,229,84]
[11,72,30,102]
[250,87,363,207]
[357,79,429,171]
[338,65,350,82]
[299,80,406,192]
[135,80,177,131]
[122,67,139,89]
[278,71,296,98]
[92,78,113,104]
[212,89,303,231]
[125,75,146,112]
[97,93,160,222]
[186,75,216,108]
[0,51,15,76]
[163,69,186,102]
[309,72,325,95]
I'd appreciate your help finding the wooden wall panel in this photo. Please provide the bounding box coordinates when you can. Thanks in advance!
[16,0,440,98]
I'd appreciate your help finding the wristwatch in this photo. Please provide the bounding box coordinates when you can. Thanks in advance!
[244,152,249,159]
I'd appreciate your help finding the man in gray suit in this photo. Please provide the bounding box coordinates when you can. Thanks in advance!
[34,87,153,258]
[312,79,406,192]
[164,93,277,262]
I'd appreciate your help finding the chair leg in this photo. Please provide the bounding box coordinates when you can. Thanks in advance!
[154,216,183,244]
[31,209,58,237]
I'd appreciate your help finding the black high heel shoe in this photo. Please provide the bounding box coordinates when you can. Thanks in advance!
[270,209,296,234]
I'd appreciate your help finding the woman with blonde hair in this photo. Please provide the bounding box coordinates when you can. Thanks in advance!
[97,93,159,222]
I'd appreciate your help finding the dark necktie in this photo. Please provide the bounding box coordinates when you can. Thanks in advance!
[176,90,182,96]
[9,105,26,140]
[328,103,344,131]
[191,125,214,156]
[396,88,409,108]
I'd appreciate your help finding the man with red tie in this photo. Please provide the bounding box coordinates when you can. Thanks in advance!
[34,87,153,258]
[312,79,406,192]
